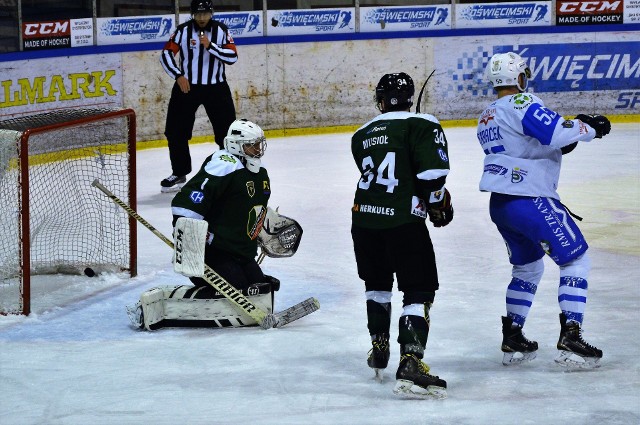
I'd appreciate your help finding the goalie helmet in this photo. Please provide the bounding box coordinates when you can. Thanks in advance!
[485,52,531,92]
[191,0,213,14]
[224,119,267,173]
[375,73,414,113]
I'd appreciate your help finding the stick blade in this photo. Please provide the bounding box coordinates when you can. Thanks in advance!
[273,297,320,328]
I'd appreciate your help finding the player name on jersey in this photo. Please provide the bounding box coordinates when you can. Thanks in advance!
[362,135,389,149]
[353,203,395,216]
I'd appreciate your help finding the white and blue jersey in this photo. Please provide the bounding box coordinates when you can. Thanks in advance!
[477,93,595,200]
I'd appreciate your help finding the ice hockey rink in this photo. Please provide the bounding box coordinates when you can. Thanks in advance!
[0,123,638,425]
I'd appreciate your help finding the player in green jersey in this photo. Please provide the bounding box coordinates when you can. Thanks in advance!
[126,119,304,330]
[171,118,274,292]
[350,73,453,398]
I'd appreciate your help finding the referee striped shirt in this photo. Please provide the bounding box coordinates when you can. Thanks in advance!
[160,20,238,85]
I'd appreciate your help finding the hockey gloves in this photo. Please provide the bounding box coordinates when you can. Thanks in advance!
[428,188,454,228]
[576,114,611,139]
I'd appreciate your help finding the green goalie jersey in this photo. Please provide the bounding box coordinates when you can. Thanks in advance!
[171,150,271,260]
[351,111,450,229]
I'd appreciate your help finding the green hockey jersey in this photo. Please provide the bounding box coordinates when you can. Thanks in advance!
[351,111,450,229]
[171,150,271,260]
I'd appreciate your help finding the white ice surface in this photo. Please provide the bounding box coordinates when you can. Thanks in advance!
[1,123,639,425]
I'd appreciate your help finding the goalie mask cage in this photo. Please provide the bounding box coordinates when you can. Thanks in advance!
[0,108,137,315]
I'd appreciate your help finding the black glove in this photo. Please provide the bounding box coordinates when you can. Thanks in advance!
[428,188,453,228]
[264,275,280,292]
[576,114,611,139]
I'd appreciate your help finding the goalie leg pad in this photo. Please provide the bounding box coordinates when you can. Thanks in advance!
[134,283,274,330]
[173,217,208,277]
[139,287,167,331]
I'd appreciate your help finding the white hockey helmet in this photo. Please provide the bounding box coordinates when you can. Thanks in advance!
[223,119,266,173]
[485,52,531,92]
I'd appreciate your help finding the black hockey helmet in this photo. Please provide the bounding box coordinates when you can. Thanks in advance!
[191,0,213,14]
[375,73,415,112]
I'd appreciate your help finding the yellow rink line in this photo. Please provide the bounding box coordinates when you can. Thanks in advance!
[136,114,639,151]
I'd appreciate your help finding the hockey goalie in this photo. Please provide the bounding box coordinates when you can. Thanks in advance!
[127,119,303,330]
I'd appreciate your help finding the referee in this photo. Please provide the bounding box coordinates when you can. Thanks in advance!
[159,0,238,192]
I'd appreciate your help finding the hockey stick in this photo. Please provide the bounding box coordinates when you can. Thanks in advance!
[415,69,436,114]
[91,179,319,329]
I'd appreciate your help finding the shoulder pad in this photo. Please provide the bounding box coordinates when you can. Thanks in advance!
[412,113,440,125]
[204,151,243,177]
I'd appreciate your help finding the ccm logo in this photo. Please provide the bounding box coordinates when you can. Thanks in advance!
[23,21,70,37]
[558,1,621,13]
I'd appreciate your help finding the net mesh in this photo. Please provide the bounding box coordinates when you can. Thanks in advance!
[0,108,134,314]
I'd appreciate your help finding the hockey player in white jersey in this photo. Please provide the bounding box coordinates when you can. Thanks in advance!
[477,52,611,369]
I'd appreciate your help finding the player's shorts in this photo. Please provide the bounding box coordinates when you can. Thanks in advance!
[351,221,439,294]
[489,193,588,266]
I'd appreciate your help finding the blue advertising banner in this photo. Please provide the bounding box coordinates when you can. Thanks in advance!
[456,2,551,28]
[179,12,263,37]
[439,39,639,100]
[359,6,451,32]
[266,9,355,35]
[495,42,640,92]
[216,12,263,37]
[97,15,175,45]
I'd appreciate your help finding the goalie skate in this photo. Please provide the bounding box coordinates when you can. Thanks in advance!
[126,302,144,329]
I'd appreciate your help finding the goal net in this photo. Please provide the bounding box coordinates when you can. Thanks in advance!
[0,108,137,315]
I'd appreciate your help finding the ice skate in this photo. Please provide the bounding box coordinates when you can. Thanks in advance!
[555,313,602,370]
[501,316,538,365]
[393,354,447,399]
[160,174,186,193]
[367,333,390,381]
[126,302,143,329]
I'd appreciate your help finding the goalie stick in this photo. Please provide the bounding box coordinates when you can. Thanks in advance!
[91,179,319,329]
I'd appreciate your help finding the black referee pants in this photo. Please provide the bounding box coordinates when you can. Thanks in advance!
[164,81,236,176]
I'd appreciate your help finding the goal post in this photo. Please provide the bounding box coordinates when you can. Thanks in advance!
[0,108,137,315]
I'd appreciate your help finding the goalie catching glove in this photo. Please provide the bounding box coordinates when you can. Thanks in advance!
[258,207,303,258]
[428,188,453,228]
[575,114,611,139]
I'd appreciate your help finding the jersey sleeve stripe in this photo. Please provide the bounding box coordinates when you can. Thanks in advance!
[171,207,204,220]
[416,169,449,180]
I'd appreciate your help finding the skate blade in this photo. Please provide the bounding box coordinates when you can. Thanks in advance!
[555,351,601,370]
[502,350,537,366]
[160,184,184,193]
[393,379,447,399]
[372,368,385,383]
[125,303,144,329]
